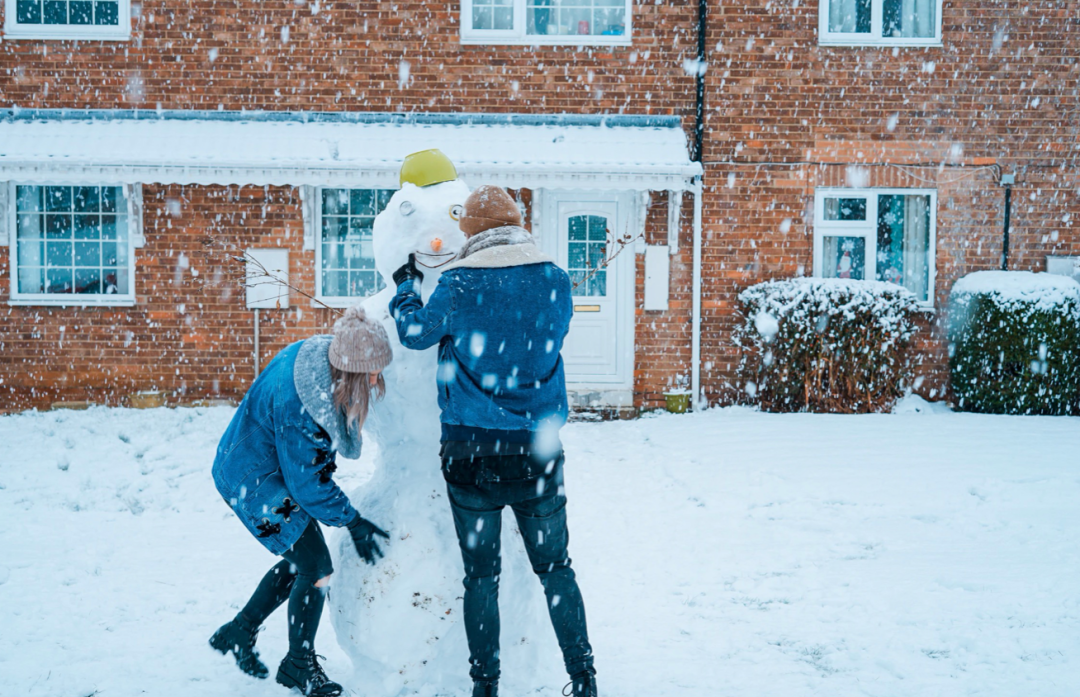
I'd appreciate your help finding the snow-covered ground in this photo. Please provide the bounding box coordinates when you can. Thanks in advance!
[1,403,1078,697]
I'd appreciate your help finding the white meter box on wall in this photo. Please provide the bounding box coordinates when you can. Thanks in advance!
[245,249,290,309]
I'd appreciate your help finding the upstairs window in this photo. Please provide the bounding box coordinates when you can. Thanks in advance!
[819,0,941,46]
[9,184,136,306]
[461,0,631,45]
[316,188,394,307]
[813,188,937,305]
[3,0,130,40]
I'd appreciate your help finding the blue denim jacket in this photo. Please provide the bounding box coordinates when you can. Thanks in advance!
[390,239,573,442]
[211,339,360,554]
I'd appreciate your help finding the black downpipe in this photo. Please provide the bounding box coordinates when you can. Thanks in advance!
[1001,183,1012,270]
[693,0,707,162]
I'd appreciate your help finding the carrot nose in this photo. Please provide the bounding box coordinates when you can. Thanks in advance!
[430,238,443,253]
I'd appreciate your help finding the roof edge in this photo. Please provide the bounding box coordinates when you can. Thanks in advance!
[0,108,684,129]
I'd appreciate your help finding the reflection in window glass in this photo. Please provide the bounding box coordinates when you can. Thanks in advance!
[526,0,626,36]
[471,0,514,30]
[882,0,935,37]
[320,189,394,298]
[821,236,866,281]
[828,0,871,33]
[877,194,931,301]
[15,185,129,296]
[823,197,868,221]
[567,214,608,296]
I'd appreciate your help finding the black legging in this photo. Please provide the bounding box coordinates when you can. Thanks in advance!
[237,520,334,657]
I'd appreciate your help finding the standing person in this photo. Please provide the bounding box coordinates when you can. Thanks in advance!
[209,306,393,697]
[389,185,597,697]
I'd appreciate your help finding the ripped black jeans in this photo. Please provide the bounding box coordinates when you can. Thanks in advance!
[445,455,594,682]
[237,520,334,657]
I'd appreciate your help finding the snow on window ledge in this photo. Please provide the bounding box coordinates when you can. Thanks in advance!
[8,297,136,307]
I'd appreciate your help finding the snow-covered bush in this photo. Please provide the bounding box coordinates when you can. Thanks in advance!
[737,278,921,413]
[948,271,1080,415]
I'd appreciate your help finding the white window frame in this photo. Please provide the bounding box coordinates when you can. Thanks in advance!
[813,187,938,307]
[7,181,140,307]
[313,187,389,309]
[818,0,942,47]
[3,0,131,40]
[460,0,632,46]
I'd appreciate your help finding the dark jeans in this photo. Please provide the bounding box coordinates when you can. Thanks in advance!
[446,458,594,681]
[238,520,333,656]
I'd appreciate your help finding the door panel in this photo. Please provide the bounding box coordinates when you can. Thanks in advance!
[553,197,626,384]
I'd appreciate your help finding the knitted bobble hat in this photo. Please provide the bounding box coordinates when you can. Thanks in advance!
[328,306,393,374]
[458,185,523,237]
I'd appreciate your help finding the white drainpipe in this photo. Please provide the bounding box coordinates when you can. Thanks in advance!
[691,175,704,409]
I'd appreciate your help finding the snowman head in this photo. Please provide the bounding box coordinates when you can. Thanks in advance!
[372,179,471,287]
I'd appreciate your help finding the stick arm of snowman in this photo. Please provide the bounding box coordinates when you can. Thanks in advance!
[389,253,456,351]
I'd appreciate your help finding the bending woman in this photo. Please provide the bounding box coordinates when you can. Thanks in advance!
[210,306,392,697]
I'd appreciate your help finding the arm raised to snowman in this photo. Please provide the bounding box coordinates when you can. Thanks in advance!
[389,254,456,351]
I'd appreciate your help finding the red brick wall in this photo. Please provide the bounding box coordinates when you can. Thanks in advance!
[0,0,697,116]
[698,0,1080,404]
[0,184,337,412]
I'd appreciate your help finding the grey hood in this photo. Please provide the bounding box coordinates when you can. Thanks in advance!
[293,334,362,460]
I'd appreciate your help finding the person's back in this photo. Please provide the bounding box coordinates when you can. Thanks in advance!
[391,184,598,697]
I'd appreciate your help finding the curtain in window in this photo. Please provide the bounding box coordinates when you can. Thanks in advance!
[902,195,930,300]
[883,0,934,37]
[15,186,45,294]
[829,0,871,33]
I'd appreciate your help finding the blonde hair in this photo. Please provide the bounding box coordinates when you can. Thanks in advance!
[331,367,386,431]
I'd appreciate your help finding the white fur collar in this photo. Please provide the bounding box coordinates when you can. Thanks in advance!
[441,240,554,271]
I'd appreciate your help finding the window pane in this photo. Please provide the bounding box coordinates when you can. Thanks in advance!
[43,0,67,23]
[16,185,44,212]
[47,267,74,293]
[322,271,347,296]
[587,215,607,241]
[100,186,120,213]
[47,240,73,266]
[75,267,102,294]
[69,0,92,24]
[73,186,100,212]
[102,241,119,266]
[100,214,118,240]
[882,0,934,38]
[472,5,493,30]
[877,194,931,301]
[94,0,118,24]
[75,241,101,267]
[321,188,347,215]
[821,236,866,280]
[18,229,45,267]
[828,0,871,33]
[105,267,127,294]
[589,270,607,297]
[74,214,101,239]
[322,217,347,244]
[17,0,43,24]
[19,267,46,294]
[823,197,867,221]
[568,216,587,241]
[45,186,71,211]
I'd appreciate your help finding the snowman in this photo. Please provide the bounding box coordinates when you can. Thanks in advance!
[328,150,558,696]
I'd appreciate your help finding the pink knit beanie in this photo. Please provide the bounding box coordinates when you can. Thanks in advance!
[328,306,393,373]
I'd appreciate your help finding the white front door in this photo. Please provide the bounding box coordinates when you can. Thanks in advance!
[538,190,635,402]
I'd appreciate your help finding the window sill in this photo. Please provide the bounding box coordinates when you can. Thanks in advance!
[312,296,381,309]
[8,296,136,307]
[2,25,131,41]
[459,35,632,48]
[818,38,942,48]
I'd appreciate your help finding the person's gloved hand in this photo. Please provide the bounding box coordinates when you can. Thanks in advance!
[392,253,424,287]
[347,514,390,565]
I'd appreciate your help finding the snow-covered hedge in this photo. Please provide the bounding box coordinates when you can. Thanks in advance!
[736,278,921,413]
[948,271,1080,415]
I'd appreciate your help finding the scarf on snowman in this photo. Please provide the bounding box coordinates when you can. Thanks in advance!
[442,225,554,271]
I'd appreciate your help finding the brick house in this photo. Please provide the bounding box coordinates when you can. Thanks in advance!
[0,0,1077,413]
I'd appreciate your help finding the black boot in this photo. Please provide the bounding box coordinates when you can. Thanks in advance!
[472,679,498,697]
[276,651,344,697]
[209,619,269,679]
[564,669,597,697]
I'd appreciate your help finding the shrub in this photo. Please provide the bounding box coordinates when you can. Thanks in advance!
[736,278,921,413]
[948,271,1080,415]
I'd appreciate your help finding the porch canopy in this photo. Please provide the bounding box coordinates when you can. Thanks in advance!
[0,110,701,191]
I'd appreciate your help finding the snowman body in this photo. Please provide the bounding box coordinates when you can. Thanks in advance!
[328,181,558,697]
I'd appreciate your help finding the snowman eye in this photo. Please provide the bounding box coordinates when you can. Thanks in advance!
[399,201,416,216]
[449,205,463,221]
